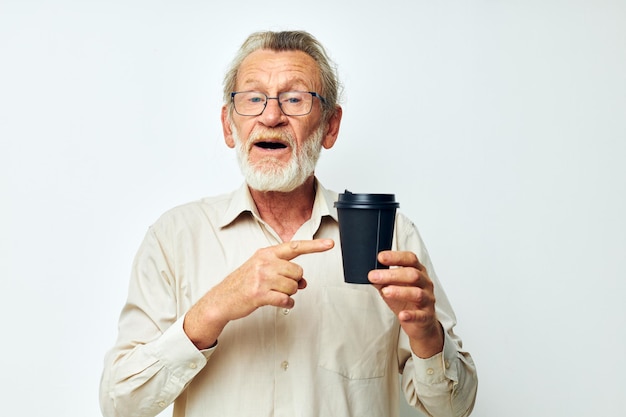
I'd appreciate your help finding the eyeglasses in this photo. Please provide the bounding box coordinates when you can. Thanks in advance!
[230,91,326,116]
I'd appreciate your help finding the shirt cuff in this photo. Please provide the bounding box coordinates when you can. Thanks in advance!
[410,331,459,384]
[149,316,217,380]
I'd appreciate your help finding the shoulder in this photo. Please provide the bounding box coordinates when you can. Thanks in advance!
[394,211,427,251]
[395,211,419,236]
[150,191,236,233]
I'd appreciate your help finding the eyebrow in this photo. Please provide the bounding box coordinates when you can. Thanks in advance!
[237,76,313,92]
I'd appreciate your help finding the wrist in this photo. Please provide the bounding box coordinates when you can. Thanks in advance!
[409,322,444,359]
[183,303,229,350]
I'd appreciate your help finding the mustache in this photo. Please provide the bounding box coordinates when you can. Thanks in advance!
[246,129,296,151]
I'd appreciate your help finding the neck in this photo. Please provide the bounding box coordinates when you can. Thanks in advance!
[249,176,316,242]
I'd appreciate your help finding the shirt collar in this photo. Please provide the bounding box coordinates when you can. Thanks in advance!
[315,180,339,222]
[219,178,339,228]
[219,182,258,228]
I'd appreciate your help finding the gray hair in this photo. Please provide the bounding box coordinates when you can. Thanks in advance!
[223,30,341,120]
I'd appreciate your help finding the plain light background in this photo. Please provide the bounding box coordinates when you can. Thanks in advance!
[1,1,625,416]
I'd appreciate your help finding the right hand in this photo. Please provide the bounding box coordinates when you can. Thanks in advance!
[183,239,334,349]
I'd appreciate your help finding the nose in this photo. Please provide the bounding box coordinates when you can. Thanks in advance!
[259,97,287,127]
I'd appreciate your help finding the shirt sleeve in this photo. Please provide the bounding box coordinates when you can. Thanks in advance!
[99,226,216,417]
[394,213,478,417]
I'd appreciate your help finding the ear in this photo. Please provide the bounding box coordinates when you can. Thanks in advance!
[322,105,342,149]
[221,105,236,148]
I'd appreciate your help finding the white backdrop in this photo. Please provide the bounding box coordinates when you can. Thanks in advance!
[1,1,625,416]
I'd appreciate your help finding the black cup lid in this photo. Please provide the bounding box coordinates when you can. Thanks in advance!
[334,190,399,209]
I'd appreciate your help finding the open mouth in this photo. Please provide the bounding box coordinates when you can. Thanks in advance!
[255,141,288,150]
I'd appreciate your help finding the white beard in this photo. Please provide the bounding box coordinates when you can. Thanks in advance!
[231,123,325,192]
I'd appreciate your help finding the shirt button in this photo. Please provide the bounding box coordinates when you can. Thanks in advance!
[445,360,450,369]
[281,360,289,371]
[189,362,197,369]
[282,308,290,315]
[426,368,434,375]
[158,401,166,408]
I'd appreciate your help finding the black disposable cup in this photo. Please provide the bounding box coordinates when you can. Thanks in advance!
[334,190,399,284]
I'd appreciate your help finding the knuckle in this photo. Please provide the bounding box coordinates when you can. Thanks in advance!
[255,246,272,259]
[414,288,424,304]
[406,268,420,283]
[294,264,303,277]
[287,281,299,295]
[417,312,432,324]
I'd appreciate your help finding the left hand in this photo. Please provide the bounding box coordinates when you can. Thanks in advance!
[368,250,444,358]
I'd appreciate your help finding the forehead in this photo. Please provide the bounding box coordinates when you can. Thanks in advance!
[236,49,321,91]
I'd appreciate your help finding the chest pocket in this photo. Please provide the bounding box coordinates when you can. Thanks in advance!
[318,286,398,379]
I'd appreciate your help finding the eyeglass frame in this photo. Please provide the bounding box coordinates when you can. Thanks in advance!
[230,91,327,116]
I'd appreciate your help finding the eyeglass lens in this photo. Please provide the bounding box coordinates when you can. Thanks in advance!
[233,92,315,116]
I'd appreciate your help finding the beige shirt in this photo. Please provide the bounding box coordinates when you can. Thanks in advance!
[100,181,477,417]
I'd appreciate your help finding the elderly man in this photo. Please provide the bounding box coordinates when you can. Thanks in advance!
[100,30,477,417]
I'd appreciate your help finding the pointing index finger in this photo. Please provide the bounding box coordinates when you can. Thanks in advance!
[274,239,334,260]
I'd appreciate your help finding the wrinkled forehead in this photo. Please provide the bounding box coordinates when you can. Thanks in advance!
[236,49,322,92]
